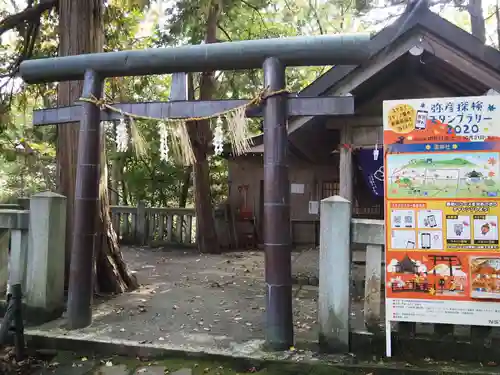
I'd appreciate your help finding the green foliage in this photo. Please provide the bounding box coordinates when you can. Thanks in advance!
[0,0,370,206]
[0,0,493,206]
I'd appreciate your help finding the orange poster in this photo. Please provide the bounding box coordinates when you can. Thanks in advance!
[383,97,500,334]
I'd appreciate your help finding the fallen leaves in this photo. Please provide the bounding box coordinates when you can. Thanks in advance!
[0,347,49,375]
[83,247,322,362]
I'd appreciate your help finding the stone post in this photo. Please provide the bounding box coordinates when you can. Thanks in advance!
[136,200,147,245]
[25,192,67,322]
[318,195,351,352]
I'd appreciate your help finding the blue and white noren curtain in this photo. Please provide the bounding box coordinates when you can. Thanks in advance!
[356,148,384,197]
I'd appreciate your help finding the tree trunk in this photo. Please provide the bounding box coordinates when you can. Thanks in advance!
[468,0,486,43]
[109,159,120,205]
[179,74,194,209]
[179,167,192,208]
[188,2,220,254]
[95,134,138,293]
[109,121,120,206]
[57,0,101,286]
[58,0,138,294]
[122,168,129,206]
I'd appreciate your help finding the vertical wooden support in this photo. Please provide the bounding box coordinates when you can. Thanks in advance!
[169,72,188,101]
[67,70,103,329]
[111,210,120,238]
[136,200,147,245]
[263,57,294,350]
[319,196,351,352]
[339,124,353,202]
[364,244,382,331]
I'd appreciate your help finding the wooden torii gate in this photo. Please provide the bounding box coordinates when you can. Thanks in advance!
[19,33,370,350]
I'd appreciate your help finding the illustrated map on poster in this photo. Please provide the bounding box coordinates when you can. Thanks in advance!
[383,96,500,328]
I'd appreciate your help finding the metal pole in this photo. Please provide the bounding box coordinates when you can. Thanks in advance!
[67,70,103,329]
[11,284,25,361]
[0,284,25,360]
[263,57,293,350]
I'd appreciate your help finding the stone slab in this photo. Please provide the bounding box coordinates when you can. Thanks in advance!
[35,359,96,375]
[134,366,168,374]
[170,369,192,375]
[94,364,130,375]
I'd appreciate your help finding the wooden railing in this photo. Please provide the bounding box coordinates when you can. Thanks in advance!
[319,196,500,361]
[110,202,197,246]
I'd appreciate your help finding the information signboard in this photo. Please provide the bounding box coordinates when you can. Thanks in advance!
[383,96,500,356]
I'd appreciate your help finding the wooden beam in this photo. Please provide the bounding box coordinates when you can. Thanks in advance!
[329,33,423,96]
[288,33,423,135]
[422,69,473,96]
[419,9,500,73]
[411,73,458,97]
[169,73,188,101]
[300,4,424,98]
[326,116,382,128]
[354,78,440,114]
[423,33,500,91]
[32,96,354,126]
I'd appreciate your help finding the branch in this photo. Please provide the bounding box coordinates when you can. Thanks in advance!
[217,22,232,41]
[307,0,325,34]
[0,0,56,108]
[0,0,57,36]
[240,0,268,30]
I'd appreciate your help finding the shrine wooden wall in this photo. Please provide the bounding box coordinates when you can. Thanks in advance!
[227,150,382,246]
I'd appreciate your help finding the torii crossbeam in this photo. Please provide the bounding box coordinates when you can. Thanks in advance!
[19,33,370,350]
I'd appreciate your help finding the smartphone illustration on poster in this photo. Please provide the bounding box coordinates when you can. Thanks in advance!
[415,110,428,130]
[406,240,416,249]
[421,233,431,249]
[428,215,437,228]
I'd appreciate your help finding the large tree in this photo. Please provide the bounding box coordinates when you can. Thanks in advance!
[466,0,486,42]
[188,1,221,254]
[57,0,138,293]
[0,0,138,294]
